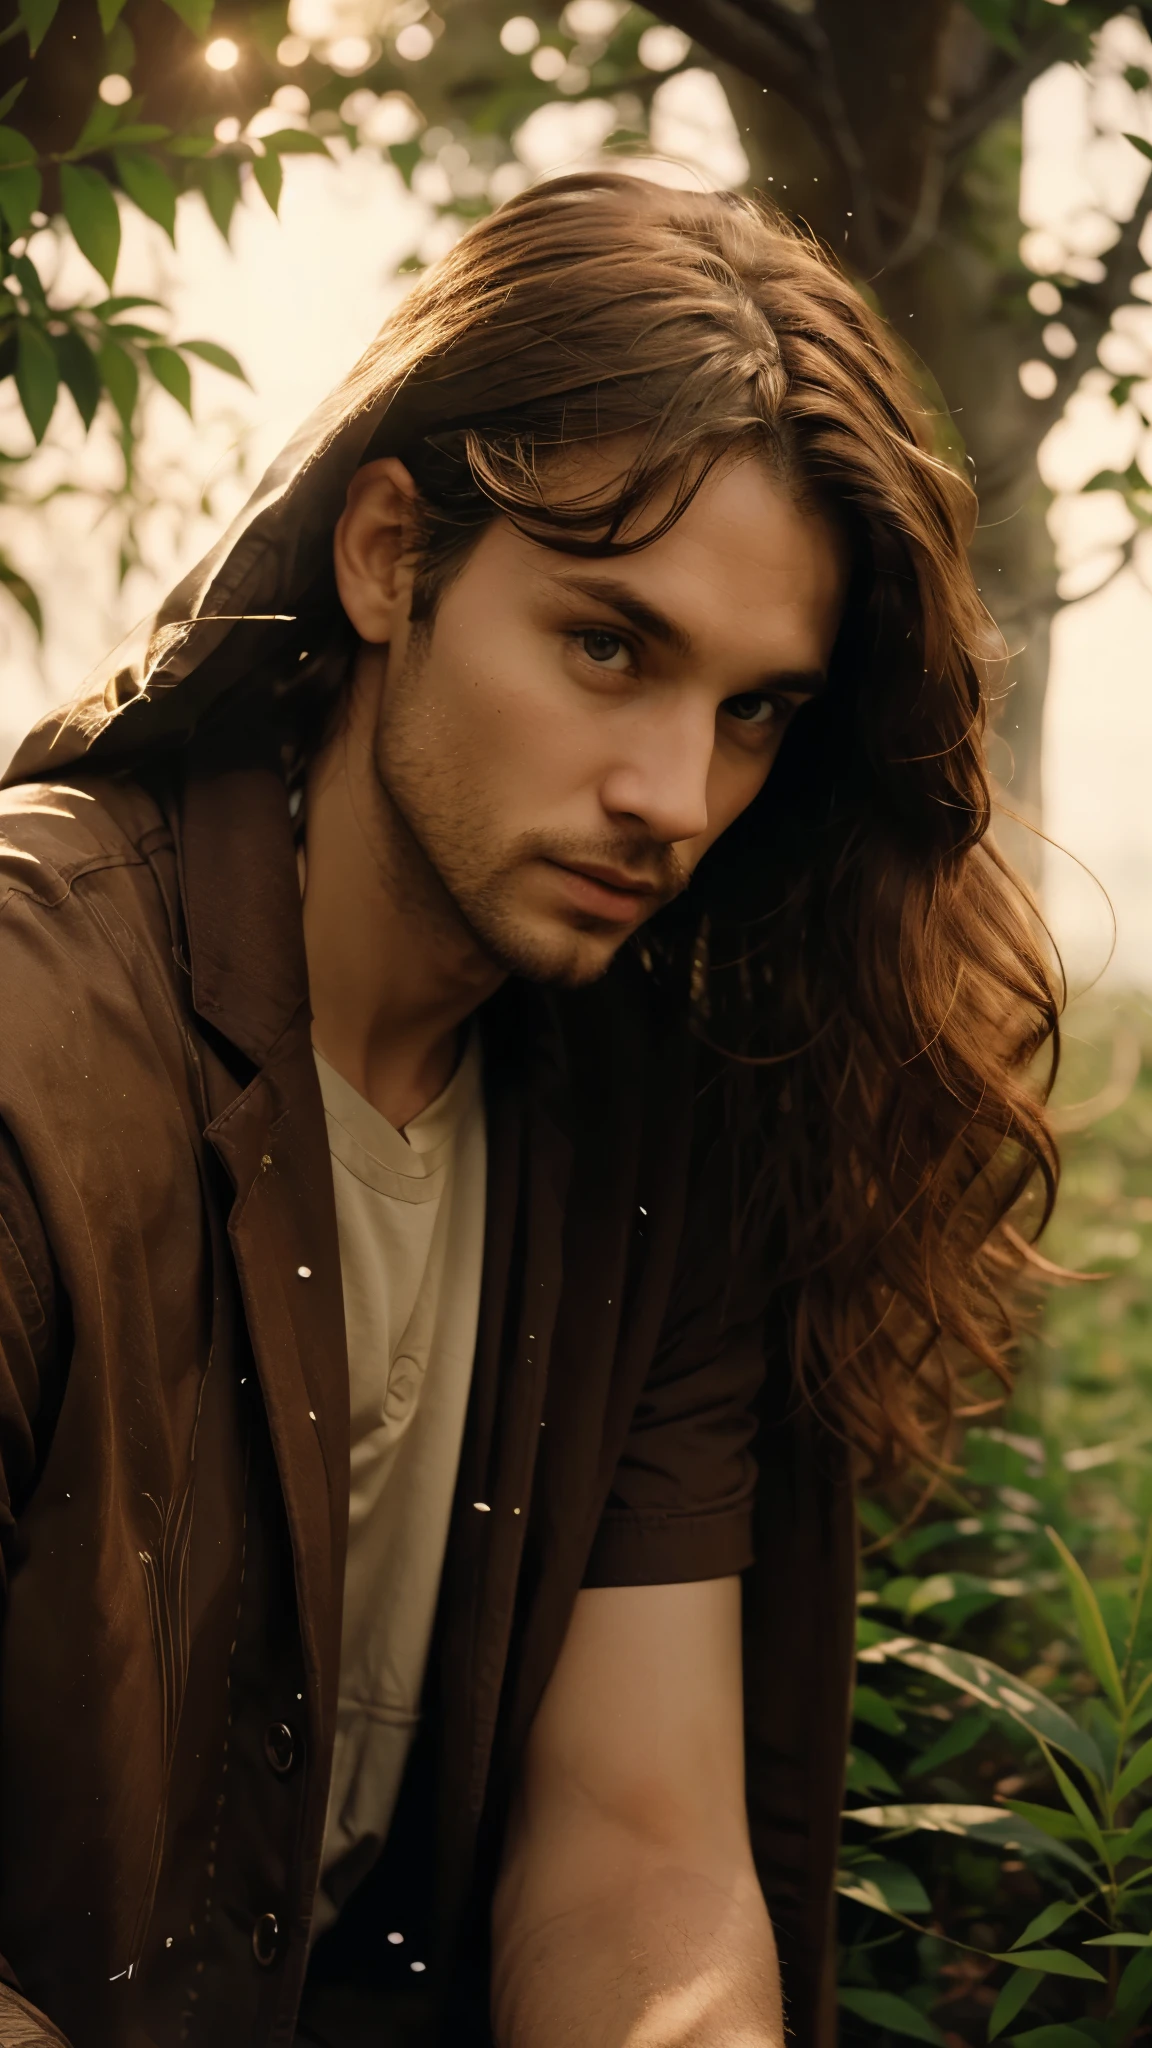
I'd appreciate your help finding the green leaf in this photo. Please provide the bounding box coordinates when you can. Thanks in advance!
[195,156,241,240]
[1012,1900,1087,1949]
[97,0,128,29]
[1009,2032,1108,2047]
[835,1856,931,1917]
[52,328,100,428]
[1002,1800,1089,1843]
[894,1512,1038,1565]
[1124,132,1152,164]
[95,338,137,429]
[8,251,46,309]
[0,122,35,165]
[837,1988,944,2043]
[906,1572,1005,1617]
[251,147,282,215]
[853,1684,906,1736]
[1124,1515,1152,1678]
[0,80,27,123]
[990,1949,1104,1981]
[1084,460,1148,496]
[845,1747,901,1796]
[160,0,213,32]
[847,1801,1097,1877]
[1041,1736,1106,1867]
[0,550,42,636]
[1129,1673,1152,1734]
[260,127,329,155]
[15,321,57,441]
[1115,1734,1152,1804]
[857,1638,1107,1781]
[1084,1933,1152,1946]
[1113,1806,1152,1861]
[1042,1745,1112,1866]
[908,1710,991,1780]
[390,138,421,187]
[0,121,41,236]
[90,295,163,318]
[846,1801,1017,1839]
[95,322,162,343]
[59,163,121,287]
[0,158,40,238]
[71,97,121,153]
[989,1969,1043,2041]
[112,150,177,240]
[961,0,1022,58]
[145,343,191,412]
[1118,1945,1152,2019]
[177,337,248,382]
[103,124,171,146]
[18,0,59,55]
[1047,1528,1125,1712]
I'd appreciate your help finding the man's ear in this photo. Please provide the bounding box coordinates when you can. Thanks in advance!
[334,456,420,645]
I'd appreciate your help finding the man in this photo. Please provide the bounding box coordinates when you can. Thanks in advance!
[0,174,1058,2048]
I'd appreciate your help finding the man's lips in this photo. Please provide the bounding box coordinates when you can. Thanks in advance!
[554,859,659,896]
[543,858,661,923]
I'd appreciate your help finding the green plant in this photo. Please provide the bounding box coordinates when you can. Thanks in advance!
[837,1004,1152,2047]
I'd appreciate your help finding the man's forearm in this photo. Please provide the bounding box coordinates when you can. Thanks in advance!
[492,1859,784,2048]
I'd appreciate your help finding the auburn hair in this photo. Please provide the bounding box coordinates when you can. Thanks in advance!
[279,171,1060,1477]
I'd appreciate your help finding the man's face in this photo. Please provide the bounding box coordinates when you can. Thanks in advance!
[363,455,847,988]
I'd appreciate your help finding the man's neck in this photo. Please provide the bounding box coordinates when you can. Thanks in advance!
[300,669,504,1132]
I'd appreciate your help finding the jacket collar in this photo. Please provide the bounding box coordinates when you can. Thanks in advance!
[171,724,310,1069]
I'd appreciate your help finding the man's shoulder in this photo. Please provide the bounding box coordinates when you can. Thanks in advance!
[0,771,169,915]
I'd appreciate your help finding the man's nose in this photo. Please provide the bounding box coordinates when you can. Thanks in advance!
[598,705,713,848]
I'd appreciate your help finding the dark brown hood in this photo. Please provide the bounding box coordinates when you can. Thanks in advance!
[4,241,581,786]
[4,354,402,787]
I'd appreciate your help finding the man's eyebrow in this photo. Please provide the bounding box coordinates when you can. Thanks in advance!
[555,572,829,694]
[556,574,694,658]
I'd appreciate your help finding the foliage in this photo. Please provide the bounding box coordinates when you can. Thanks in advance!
[0,0,1150,654]
[840,1003,1152,2046]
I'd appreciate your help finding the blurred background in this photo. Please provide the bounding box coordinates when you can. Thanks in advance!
[3,0,1152,989]
[7,2,1152,2038]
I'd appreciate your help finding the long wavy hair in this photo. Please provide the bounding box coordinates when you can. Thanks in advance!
[287,171,1061,1477]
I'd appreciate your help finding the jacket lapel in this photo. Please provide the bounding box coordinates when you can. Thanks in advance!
[173,745,350,1759]
[432,982,573,1924]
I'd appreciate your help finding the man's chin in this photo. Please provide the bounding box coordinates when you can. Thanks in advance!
[473,911,631,990]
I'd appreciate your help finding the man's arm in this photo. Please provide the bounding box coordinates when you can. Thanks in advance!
[491,1577,783,2048]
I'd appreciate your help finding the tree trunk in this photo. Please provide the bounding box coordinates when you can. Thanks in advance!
[719,45,1093,882]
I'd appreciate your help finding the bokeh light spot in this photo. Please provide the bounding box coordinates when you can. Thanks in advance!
[1020,358,1059,399]
[500,14,539,54]
[638,24,691,70]
[395,20,434,59]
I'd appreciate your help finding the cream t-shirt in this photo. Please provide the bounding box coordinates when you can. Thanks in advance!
[311,1031,487,1941]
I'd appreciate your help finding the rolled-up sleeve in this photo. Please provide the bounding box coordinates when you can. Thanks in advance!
[583,1122,768,1589]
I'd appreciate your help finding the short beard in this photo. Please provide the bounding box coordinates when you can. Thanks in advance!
[372,639,686,990]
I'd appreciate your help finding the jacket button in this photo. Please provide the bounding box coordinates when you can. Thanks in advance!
[252,1912,279,1966]
[263,1722,298,1775]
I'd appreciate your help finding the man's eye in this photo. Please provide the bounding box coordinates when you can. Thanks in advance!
[577,629,632,670]
[724,693,777,728]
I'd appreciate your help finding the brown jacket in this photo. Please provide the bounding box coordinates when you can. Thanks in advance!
[0,362,856,2048]
[0,736,854,2048]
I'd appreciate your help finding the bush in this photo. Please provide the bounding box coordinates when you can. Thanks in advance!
[839,999,1152,2048]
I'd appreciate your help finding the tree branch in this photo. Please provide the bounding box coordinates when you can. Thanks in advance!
[656,0,886,266]
[651,0,820,90]
[943,20,1106,156]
